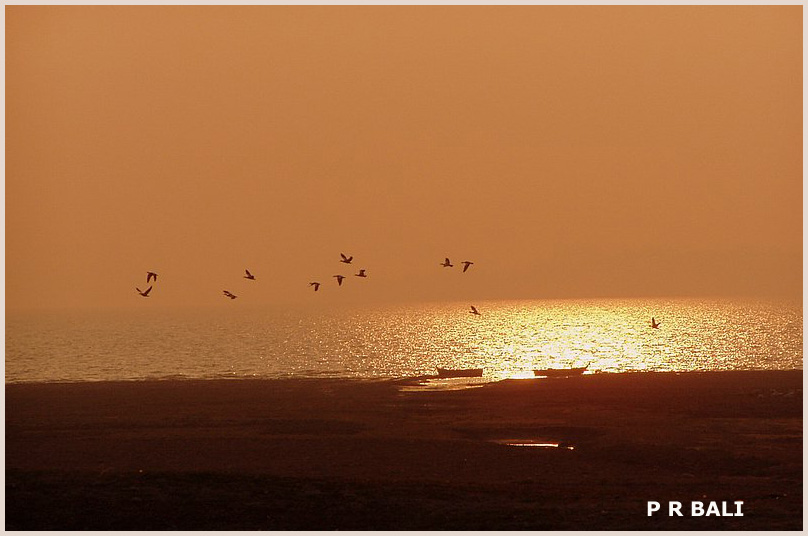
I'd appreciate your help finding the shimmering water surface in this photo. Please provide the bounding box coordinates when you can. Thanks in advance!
[5,299,802,383]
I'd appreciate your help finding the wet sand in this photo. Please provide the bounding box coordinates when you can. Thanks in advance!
[5,370,802,530]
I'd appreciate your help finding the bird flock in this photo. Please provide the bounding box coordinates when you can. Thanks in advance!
[136,254,479,312]
[134,257,662,329]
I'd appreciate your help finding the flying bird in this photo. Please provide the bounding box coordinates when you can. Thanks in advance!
[244,269,256,280]
[441,258,453,268]
[334,275,345,286]
[340,253,353,264]
[355,269,367,278]
[650,317,661,329]
[309,282,321,291]
[146,271,158,283]
[223,290,237,299]
[469,305,480,316]
[461,261,474,273]
[136,286,152,297]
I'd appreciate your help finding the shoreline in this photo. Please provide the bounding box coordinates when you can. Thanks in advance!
[6,369,803,530]
[5,367,805,386]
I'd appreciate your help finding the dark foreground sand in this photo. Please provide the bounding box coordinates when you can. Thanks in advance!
[5,370,802,530]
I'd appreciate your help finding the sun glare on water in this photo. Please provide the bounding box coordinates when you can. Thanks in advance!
[4,298,802,383]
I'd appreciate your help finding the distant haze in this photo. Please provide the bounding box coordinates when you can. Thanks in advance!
[6,6,802,311]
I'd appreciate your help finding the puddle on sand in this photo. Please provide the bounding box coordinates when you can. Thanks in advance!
[399,377,489,392]
[490,439,575,450]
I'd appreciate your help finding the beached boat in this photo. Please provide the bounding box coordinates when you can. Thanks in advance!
[436,367,484,378]
[533,364,589,378]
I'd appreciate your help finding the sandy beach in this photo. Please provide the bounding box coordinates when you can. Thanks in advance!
[5,370,802,530]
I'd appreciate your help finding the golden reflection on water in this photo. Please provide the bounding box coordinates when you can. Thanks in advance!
[373,298,802,380]
[5,298,803,382]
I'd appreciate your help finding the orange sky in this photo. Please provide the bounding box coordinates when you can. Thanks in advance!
[6,6,803,310]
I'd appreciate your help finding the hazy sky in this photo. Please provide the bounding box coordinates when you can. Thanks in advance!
[6,6,802,311]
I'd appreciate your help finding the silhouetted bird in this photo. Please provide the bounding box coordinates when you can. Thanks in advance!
[340,253,353,264]
[334,275,345,286]
[461,261,474,273]
[223,290,237,299]
[441,258,453,268]
[355,269,367,278]
[136,286,152,297]
[651,317,661,329]
[146,271,158,283]
[470,305,480,315]
[244,269,255,280]
[310,282,321,291]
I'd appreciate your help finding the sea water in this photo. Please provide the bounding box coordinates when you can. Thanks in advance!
[5,298,802,383]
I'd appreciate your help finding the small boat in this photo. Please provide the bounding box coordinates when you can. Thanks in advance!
[437,367,484,378]
[533,364,589,378]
